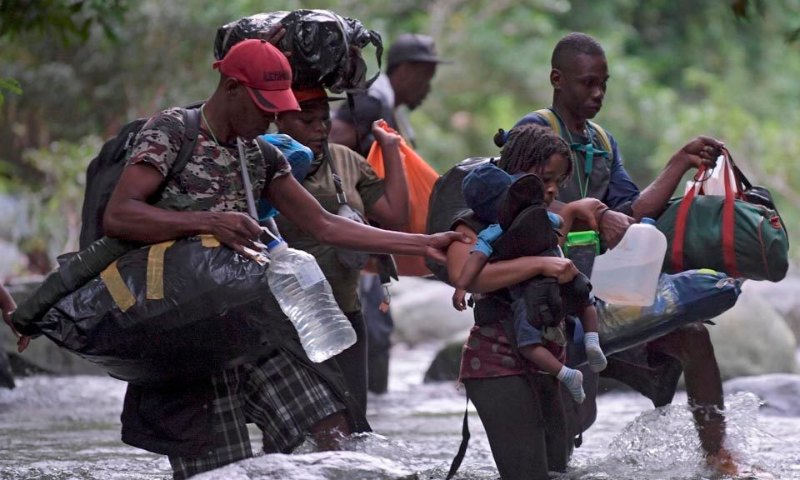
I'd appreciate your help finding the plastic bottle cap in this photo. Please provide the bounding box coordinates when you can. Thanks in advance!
[641,217,656,226]
[267,239,287,253]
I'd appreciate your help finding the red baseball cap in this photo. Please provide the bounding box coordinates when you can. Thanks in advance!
[213,39,300,113]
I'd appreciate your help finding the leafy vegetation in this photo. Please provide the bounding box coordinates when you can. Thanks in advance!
[1,0,798,272]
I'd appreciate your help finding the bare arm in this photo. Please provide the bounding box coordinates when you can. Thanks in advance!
[632,136,724,220]
[556,198,604,236]
[454,251,490,290]
[551,198,634,248]
[103,163,262,251]
[365,121,409,230]
[446,224,579,293]
[267,173,468,262]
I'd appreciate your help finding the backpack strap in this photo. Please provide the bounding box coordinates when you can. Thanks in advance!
[168,107,201,182]
[445,394,472,480]
[152,107,201,199]
[535,108,613,160]
[587,120,612,155]
[534,108,561,137]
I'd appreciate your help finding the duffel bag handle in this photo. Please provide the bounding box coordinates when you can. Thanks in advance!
[671,148,740,277]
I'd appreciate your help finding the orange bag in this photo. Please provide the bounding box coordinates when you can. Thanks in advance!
[366,121,440,276]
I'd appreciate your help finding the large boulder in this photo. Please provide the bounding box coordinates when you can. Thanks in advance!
[708,287,797,381]
[723,374,800,417]
[743,262,800,340]
[389,277,474,345]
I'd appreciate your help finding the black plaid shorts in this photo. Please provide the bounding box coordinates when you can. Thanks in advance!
[168,348,345,479]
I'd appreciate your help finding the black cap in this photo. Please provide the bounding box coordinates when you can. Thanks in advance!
[387,34,450,70]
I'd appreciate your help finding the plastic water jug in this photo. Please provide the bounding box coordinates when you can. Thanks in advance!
[266,239,357,362]
[590,218,667,306]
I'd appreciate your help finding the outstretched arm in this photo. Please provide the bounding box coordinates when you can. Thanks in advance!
[632,136,724,220]
[267,173,469,262]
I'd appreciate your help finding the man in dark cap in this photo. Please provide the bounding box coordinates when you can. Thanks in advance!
[330,33,448,156]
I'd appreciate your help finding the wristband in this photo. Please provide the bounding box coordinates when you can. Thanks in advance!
[598,207,611,226]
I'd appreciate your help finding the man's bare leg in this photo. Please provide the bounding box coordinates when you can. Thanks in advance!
[648,323,738,475]
[310,412,351,450]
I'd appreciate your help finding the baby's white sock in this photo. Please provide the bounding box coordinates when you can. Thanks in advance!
[556,366,585,404]
[584,332,607,372]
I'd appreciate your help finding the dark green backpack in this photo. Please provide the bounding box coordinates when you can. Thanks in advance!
[78,107,201,249]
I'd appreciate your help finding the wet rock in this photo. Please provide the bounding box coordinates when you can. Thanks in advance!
[708,288,798,381]
[193,450,417,480]
[389,277,473,345]
[423,341,463,383]
[743,263,800,341]
[723,374,800,416]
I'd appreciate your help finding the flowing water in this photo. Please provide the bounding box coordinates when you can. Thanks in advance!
[1,342,798,479]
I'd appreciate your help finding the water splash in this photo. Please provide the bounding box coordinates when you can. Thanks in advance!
[562,392,774,480]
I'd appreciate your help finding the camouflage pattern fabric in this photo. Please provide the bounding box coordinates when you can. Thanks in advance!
[128,107,290,212]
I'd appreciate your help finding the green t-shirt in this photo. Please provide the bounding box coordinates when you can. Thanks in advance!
[275,143,385,313]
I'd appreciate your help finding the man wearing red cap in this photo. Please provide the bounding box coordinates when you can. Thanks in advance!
[103,38,466,479]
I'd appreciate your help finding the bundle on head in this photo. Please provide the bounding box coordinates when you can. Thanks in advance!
[214,9,383,93]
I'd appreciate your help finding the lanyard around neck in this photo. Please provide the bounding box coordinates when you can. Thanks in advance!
[548,108,609,198]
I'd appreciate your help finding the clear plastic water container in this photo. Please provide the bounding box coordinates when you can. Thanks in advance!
[266,239,357,362]
[590,217,667,306]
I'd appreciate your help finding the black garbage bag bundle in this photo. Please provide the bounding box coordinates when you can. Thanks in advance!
[214,9,383,93]
[12,237,137,336]
[17,235,277,386]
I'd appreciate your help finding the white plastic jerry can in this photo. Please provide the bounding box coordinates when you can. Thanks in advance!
[590,217,667,306]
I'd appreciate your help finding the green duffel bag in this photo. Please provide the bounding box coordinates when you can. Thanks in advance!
[656,149,788,282]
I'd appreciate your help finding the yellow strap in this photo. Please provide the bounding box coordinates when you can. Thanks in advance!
[100,261,136,312]
[534,108,561,137]
[200,235,220,248]
[588,120,612,155]
[146,240,175,300]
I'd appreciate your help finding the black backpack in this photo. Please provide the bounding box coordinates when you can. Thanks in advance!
[424,156,493,283]
[78,107,201,249]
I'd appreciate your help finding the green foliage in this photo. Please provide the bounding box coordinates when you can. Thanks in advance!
[0,0,129,43]
[1,0,799,267]
[21,136,102,255]
[0,77,21,108]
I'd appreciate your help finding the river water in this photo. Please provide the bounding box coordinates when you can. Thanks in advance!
[1,342,798,479]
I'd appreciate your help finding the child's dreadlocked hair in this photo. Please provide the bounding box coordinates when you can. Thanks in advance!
[497,123,572,178]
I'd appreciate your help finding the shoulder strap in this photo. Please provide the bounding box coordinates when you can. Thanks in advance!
[322,141,349,205]
[168,107,201,180]
[536,108,613,161]
[445,395,472,479]
[587,120,612,157]
[151,107,200,200]
[535,108,561,137]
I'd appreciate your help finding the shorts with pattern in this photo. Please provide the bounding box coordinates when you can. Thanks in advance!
[168,348,345,479]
